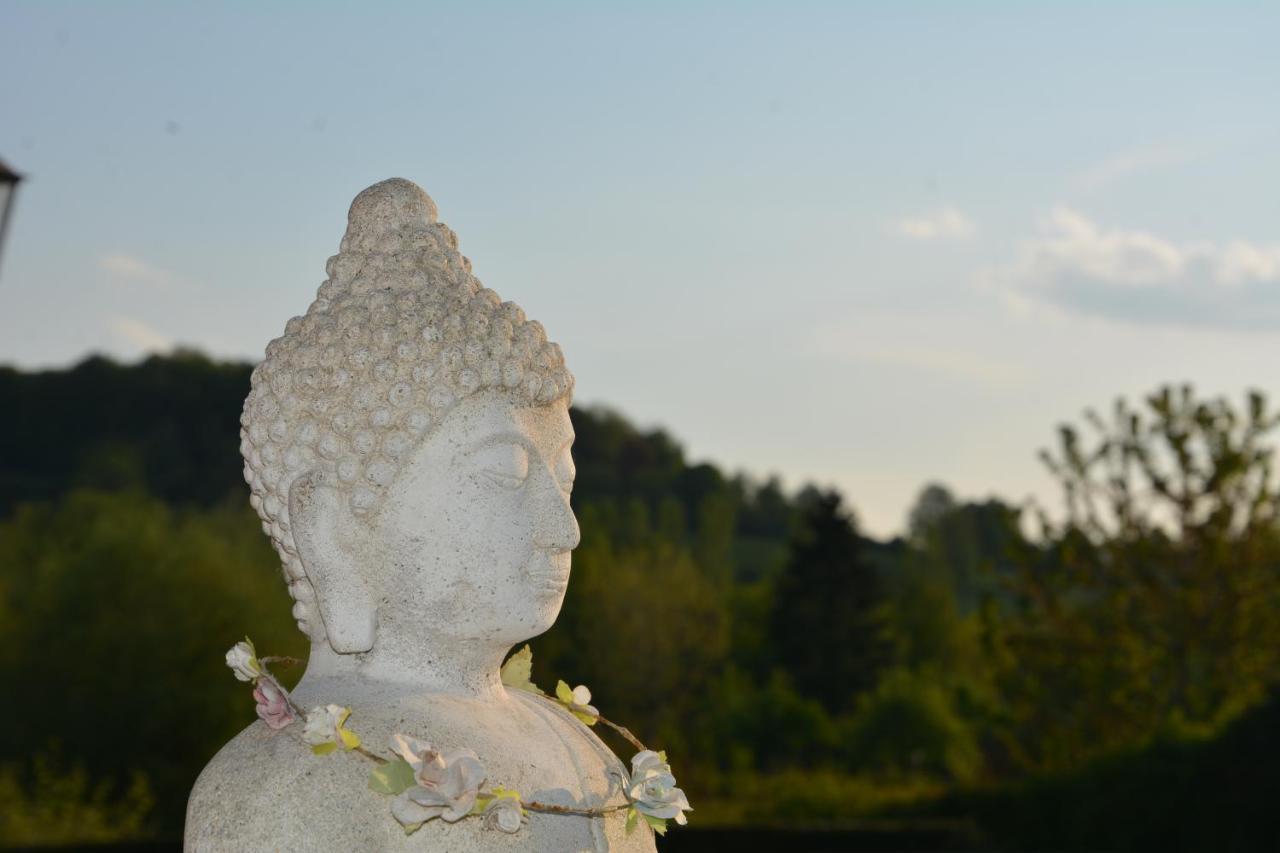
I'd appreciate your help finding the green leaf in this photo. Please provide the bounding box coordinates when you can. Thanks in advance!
[401,821,423,836]
[333,707,361,750]
[500,645,544,694]
[367,758,416,795]
[625,807,639,835]
[555,679,574,704]
[642,814,668,835]
[571,709,599,727]
[311,741,337,756]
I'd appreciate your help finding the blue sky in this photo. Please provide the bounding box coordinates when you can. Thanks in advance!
[3,2,1280,535]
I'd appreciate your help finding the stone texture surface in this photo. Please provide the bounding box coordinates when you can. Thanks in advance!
[185,179,657,851]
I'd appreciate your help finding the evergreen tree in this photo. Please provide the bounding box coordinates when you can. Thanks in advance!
[770,489,886,713]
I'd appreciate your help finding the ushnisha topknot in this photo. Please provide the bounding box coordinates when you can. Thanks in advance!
[239,178,575,642]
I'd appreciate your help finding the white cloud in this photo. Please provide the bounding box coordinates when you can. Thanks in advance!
[108,316,173,353]
[895,206,976,241]
[996,207,1280,330]
[1218,240,1280,284]
[1074,143,1197,192]
[99,253,179,289]
[811,312,1028,389]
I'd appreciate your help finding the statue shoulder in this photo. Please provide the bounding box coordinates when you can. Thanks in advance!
[184,698,658,852]
[184,722,398,852]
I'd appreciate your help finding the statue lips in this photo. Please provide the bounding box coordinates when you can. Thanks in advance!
[524,551,571,595]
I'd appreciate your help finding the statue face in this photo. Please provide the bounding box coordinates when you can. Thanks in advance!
[369,389,579,645]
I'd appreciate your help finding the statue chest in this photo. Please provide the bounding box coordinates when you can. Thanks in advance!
[186,695,657,852]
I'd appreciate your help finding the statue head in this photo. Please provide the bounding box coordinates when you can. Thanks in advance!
[239,179,578,656]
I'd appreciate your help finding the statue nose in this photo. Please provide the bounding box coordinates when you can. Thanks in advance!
[533,473,580,552]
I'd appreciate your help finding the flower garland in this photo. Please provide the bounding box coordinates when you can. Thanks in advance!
[225,639,692,837]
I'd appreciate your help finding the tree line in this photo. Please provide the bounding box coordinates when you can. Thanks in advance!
[2,353,1279,849]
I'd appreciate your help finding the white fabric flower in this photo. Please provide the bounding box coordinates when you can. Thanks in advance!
[388,734,486,828]
[555,679,599,725]
[302,704,361,754]
[224,639,262,682]
[482,792,526,834]
[627,750,691,825]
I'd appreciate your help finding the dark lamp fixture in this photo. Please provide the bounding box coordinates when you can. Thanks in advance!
[0,159,23,279]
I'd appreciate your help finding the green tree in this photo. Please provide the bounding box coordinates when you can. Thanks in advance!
[0,490,305,833]
[995,385,1280,770]
[532,502,730,759]
[907,483,958,543]
[770,490,887,713]
[890,484,1024,668]
[0,352,253,511]
[844,668,982,782]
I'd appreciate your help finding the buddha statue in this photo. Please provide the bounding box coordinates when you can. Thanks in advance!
[184,179,659,851]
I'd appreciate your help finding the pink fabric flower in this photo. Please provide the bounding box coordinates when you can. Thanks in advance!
[253,676,295,730]
[388,734,486,828]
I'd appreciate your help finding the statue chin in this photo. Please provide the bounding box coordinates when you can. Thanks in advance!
[184,179,657,851]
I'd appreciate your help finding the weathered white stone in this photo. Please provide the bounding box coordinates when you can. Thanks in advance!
[186,179,657,851]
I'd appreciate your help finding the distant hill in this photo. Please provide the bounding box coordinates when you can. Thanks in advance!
[0,352,252,510]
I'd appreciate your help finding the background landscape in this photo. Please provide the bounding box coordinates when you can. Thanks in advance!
[2,352,1279,850]
[4,3,1280,850]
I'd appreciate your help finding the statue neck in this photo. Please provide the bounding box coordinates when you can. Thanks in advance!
[297,631,510,703]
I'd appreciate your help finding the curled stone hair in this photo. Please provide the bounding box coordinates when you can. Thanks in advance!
[240,178,575,642]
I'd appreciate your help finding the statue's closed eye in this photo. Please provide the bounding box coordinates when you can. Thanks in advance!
[555,449,576,495]
[470,443,529,489]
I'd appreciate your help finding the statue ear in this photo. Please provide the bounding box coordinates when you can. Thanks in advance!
[288,471,376,654]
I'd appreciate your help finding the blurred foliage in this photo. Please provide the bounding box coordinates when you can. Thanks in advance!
[690,769,948,827]
[843,668,982,783]
[0,351,251,511]
[0,489,305,841]
[1,354,1278,849]
[533,500,731,762]
[992,385,1280,771]
[770,490,887,714]
[902,687,1280,852]
[0,753,153,846]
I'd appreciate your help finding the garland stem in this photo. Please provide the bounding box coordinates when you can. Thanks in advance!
[529,692,649,753]
[241,648,687,828]
[524,801,631,817]
[354,744,387,764]
[596,716,647,754]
